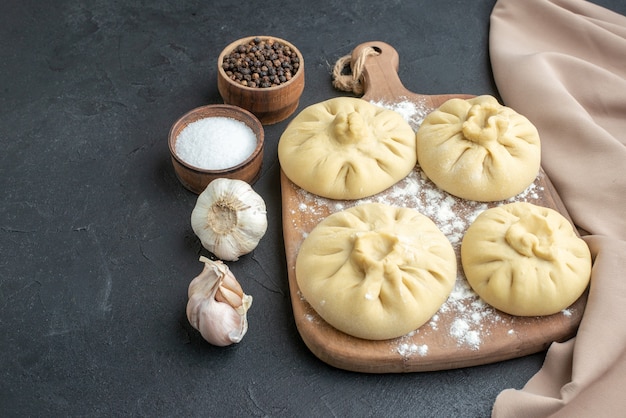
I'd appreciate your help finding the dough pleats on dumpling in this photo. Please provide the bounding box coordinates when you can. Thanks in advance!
[461,202,591,316]
[278,97,417,200]
[416,95,541,202]
[295,202,456,340]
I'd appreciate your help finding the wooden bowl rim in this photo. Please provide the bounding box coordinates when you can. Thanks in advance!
[217,35,305,92]
[168,104,265,174]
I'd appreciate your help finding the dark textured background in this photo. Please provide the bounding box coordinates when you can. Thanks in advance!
[2,0,624,416]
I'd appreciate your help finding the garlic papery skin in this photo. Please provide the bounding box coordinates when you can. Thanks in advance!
[186,256,253,346]
[191,178,268,261]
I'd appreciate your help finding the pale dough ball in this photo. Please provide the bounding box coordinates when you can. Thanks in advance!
[461,202,591,316]
[416,95,541,202]
[278,97,416,200]
[296,202,456,340]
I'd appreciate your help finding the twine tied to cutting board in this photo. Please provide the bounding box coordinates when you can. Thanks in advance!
[332,46,380,95]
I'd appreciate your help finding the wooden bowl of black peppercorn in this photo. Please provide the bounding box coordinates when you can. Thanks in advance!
[217,36,305,125]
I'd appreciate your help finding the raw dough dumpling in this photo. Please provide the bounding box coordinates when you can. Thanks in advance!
[416,95,541,202]
[278,97,416,200]
[296,202,456,340]
[461,202,591,316]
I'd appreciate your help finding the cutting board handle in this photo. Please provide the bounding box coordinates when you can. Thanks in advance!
[351,41,415,102]
[350,41,474,108]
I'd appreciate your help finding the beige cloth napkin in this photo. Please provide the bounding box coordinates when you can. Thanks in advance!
[489,0,626,416]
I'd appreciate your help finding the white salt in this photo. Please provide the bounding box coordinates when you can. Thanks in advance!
[175,116,257,170]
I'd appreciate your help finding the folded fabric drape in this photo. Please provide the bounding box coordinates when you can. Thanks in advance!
[489,0,626,416]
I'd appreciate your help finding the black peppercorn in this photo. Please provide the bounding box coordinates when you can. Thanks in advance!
[222,37,300,88]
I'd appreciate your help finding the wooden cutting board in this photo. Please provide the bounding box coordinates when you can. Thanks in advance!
[280,41,587,373]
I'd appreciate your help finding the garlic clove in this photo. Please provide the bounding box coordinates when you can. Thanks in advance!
[186,256,252,346]
[191,178,268,261]
[187,293,248,346]
[216,285,243,308]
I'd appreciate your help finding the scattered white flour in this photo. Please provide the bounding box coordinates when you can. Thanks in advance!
[450,319,481,350]
[291,99,570,357]
[396,342,429,357]
[293,166,540,250]
[429,314,440,331]
[394,330,429,357]
[434,281,501,350]
[371,97,430,130]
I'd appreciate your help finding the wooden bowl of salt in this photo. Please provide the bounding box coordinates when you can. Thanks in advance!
[168,104,264,194]
[217,36,305,125]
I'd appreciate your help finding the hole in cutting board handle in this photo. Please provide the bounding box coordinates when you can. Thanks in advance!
[351,41,400,72]
[352,42,396,58]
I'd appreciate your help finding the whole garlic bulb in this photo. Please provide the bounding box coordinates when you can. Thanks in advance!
[186,256,253,346]
[191,178,268,261]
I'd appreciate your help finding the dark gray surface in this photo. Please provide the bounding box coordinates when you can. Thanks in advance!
[2,0,624,416]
